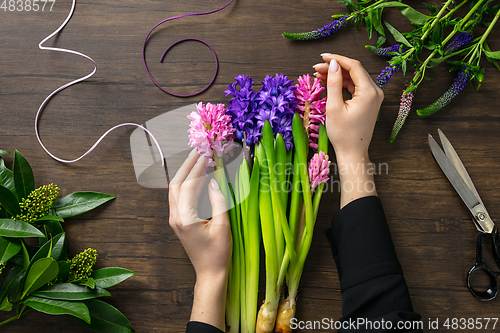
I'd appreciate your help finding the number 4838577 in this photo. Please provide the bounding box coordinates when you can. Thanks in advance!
[1,0,56,11]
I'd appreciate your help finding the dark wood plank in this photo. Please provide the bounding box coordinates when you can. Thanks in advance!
[1,0,500,331]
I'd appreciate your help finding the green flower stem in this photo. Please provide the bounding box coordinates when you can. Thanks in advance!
[244,157,260,333]
[408,0,487,89]
[468,7,500,65]
[441,0,469,22]
[286,114,315,300]
[0,307,33,327]
[256,143,280,313]
[215,156,240,333]
[262,121,296,262]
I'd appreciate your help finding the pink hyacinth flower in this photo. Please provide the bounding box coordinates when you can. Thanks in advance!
[308,151,331,190]
[187,102,238,167]
[295,75,327,151]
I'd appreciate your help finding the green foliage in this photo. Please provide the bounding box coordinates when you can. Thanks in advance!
[0,150,133,332]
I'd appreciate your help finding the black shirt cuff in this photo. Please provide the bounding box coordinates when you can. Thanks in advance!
[186,321,224,333]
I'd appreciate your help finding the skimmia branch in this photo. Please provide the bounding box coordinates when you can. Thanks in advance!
[0,150,135,332]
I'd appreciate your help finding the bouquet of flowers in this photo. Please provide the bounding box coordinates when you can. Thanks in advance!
[284,0,500,141]
[187,74,331,333]
[0,150,135,332]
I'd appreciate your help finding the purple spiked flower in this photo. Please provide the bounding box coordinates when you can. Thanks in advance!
[444,33,473,55]
[224,74,261,146]
[256,74,297,150]
[282,15,350,41]
[367,44,407,57]
[390,89,414,142]
[376,64,401,89]
[417,66,470,117]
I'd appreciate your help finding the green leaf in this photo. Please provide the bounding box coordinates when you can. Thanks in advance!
[53,192,115,219]
[13,150,35,201]
[92,268,135,289]
[0,266,23,307]
[0,158,15,196]
[21,241,29,270]
[431,20,442,45]
[80,278,96,289]
[0,186,21,216]
[57,260,71,282]
[375,2,431,25]
[23,296,90,323]
[384,21,412,48]
[72,299,134,333]
[32,283,110,301]
[0,297,12,311]
[34,215,65,223]
[484,49,500,60]
[0,219,44,238]
[0,151,10,156]
[376,33,387,48]
[23,257,59,297]
[0,236,21,263]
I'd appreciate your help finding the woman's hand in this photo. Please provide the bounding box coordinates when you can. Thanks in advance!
[314,54,384,208]
[314,54,384,161]
[169,149,231,330]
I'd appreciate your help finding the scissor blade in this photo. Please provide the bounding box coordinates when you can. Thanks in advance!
[429,134,481,211]
[438,129,486,211]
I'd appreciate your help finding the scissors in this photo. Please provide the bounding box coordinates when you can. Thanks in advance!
[429,129,500,301]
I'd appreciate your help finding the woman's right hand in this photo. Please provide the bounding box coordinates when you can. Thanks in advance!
[314,54,384,162]
[314,54,384,208]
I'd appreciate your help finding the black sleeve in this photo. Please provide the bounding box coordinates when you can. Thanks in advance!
[186,321,224,333]
[326,196,423,332]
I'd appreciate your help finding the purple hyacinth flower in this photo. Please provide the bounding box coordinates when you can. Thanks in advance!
[282,15,350,41]
[444,33,473,55]
[417,66,470,117]
[376,64,401,89]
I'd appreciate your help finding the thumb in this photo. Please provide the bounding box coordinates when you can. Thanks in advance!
[208,178,229,219]
[326,58,344,113]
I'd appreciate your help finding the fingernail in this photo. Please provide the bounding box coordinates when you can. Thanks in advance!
[313,72,319,76]
[312,63,323,68]
[321,53,332,57]
[329,59,339,73]
[197,155,205,163]
[210,178,219,190]
[189,148,197,157]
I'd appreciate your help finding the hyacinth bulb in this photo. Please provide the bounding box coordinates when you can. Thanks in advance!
[283,15,350,41]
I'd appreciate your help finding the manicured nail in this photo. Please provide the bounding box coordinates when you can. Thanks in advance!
[210,178,219,190]
[313,72,319,76]
[197,155,205,163]
[189,148,197,157]
[320,53,332,57]
[312,63,323,68]
[329,59,339,73]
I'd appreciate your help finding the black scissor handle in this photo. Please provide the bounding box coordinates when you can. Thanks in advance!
[467,231,500,301]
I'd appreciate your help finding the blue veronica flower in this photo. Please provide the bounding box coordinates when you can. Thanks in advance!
[376,64,401,89]
[368,43,407,57]
[444,33,473,55]
[282,15,350,41]
[417,66,470,117]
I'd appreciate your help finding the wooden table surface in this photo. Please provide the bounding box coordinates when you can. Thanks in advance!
[1,0,500,331]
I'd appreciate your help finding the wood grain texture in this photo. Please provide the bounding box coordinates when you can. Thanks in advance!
[1,0,499,331]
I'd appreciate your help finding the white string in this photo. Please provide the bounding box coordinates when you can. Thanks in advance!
[35,0,165,166]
